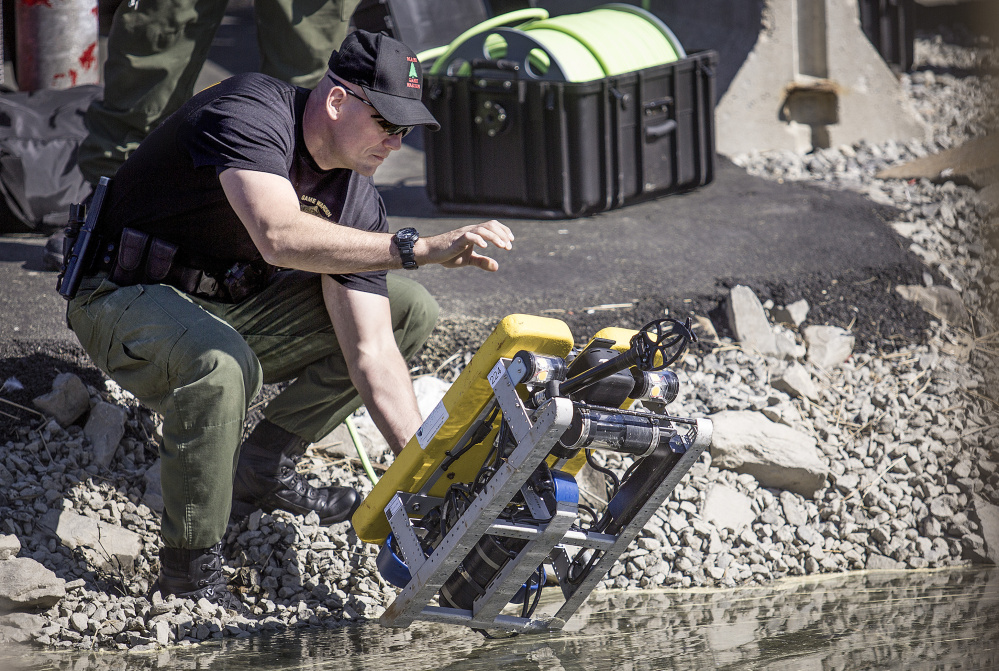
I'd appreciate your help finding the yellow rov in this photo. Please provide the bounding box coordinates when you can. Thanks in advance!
[352,314,712,633]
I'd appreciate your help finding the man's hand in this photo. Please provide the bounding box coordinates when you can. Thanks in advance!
[420,220,514,272]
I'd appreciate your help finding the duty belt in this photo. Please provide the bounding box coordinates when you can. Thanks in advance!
[58,179,274,303]
[94,227,274,303]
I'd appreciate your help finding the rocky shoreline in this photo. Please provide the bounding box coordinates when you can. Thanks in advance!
[1,31,998,651]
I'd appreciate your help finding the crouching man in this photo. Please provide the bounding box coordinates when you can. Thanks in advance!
[64,30,514,611]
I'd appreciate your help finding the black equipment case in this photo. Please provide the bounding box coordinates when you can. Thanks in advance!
[423,49,718,219]
[858,0,915,73]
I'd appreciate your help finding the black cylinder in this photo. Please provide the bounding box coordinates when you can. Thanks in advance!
[439,534,527,610]
[558,407,660,457]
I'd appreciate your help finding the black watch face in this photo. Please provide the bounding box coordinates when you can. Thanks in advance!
[396,228,419,243]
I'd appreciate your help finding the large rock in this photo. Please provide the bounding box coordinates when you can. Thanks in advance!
[726,285,778,356]
[771,299,810,327]
[708,410,829,498]
[771,362,819,401]
[780,491,809,527]
[0,612,47,643]
[143,459,164,513]
[32,373,90,427]
[41,510,143,576]
[0,535,20,560]
[84,401,128,468]
[971,496,999,565]
[702,483,755,533]
[0,558,66,613]
[866,553,906,571]
[895,285,970,329]
[803,325,855,369]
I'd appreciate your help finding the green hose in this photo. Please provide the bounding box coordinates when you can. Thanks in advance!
[345,415,379,486]
[428,8,550,74]
[430,4,685,84]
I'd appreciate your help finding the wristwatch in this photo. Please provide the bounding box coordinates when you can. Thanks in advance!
[393,227,420,270]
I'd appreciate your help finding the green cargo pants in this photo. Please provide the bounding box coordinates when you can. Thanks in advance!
[78,0,361,184]
[67,270,438,549]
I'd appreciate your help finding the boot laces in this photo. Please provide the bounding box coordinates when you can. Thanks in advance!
[197,549,225,589]
[281,466,320,499]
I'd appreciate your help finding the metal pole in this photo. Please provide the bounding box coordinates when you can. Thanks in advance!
[15,0,99,91]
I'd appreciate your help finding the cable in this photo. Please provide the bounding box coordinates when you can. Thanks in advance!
[428,8,551,75]
[434,5,686,83]
[585,449,620,499]
[440,405,500,473]
[345,415,378,486]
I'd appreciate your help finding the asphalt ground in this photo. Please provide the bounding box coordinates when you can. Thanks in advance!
[0,146,928,347]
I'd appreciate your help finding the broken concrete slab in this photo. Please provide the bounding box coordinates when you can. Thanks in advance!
[866,553,907,571]
[726,285,778,356]
[708,410,829,498]
[32,373,90,427]
[0,558,66,614]
[693,315,720,344]
[84,401,128,468]
[895,285,970,328]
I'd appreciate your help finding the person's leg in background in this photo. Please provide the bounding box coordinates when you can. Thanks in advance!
[77,0,230,185]
[254,0,362,88]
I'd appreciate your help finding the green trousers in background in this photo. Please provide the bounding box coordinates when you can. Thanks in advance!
[67,271,438,549]
[78,0,361,184]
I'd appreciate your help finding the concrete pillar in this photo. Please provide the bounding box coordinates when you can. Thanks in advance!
[714,0,926,155]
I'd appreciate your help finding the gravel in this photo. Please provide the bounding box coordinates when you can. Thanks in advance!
[1,31,997,650]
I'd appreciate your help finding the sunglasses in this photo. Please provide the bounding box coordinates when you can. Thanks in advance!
[327,75,415,138]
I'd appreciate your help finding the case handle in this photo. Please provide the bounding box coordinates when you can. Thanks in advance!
[645,119,677,140]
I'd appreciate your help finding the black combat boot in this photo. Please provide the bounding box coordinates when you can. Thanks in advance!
[231,419,360,525]
[158,542,247,615]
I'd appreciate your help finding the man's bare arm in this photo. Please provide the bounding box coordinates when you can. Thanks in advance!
[218,168,514,274]
[322,276,422,455]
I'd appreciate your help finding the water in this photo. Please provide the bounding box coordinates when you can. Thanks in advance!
[4,567,997,671]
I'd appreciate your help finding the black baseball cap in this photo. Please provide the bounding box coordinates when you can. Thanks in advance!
[328,30,440,131]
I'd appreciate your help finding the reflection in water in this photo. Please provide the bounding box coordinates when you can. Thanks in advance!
[4,568,997,670]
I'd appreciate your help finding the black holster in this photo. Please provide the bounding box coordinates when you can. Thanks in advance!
[58,176,111,300]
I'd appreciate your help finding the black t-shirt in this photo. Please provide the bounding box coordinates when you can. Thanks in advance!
[103,72,388,296]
